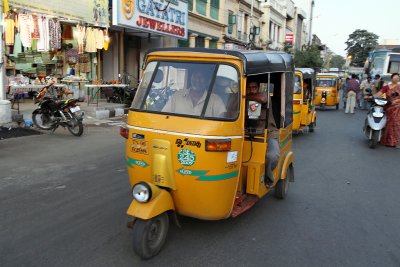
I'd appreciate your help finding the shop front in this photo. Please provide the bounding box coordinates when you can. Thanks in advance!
[4,0,110,104]
[111,0,188,84]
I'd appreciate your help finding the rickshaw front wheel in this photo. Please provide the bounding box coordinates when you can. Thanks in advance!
[132,212,169,259]
[275,165,293,199]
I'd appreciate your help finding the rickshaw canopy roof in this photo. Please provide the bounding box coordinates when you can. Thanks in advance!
[317,73,339,78]
[295,68,315,79]
[145,48,294,75]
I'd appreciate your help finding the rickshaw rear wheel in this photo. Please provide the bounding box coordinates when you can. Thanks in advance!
[336,103,339,110]
[275,165,293,199]
[309,121,315,133]
[132,213,169,259]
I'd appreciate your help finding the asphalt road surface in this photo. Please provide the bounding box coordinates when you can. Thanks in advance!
[1,109,399,267]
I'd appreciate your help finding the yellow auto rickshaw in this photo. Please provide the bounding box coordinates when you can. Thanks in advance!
[293,68,317,132]
[120,48,295,259]
[315,73,340,110]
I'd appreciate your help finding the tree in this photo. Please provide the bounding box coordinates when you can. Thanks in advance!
[345,29,379,67]
[330,55,346,69]
[293,45,323,69]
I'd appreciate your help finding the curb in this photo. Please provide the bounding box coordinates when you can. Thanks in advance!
[94,107,129,119]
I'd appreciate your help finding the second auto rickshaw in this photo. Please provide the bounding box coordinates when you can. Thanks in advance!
[315,72,340,110]
[293,68,317,132]
[120,48,295,259]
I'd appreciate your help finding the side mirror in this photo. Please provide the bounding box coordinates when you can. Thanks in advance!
[247,101,261,120]
[366,88,372,93]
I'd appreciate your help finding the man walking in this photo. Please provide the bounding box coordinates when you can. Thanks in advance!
[345,74,360,114]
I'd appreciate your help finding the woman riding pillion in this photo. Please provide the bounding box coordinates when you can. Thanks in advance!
[121,48,295,259]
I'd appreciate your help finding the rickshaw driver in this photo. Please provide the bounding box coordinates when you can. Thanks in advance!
[246,81,280,187]
[162,70,226,117]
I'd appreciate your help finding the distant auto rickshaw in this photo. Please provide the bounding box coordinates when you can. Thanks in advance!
[120,48,295,259]
[293,68,317,132]
[315,73,340,110]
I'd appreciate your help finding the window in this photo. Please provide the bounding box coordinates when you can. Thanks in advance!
[132,62,240,120]
[294,74,301,94]
[210,0,219,20]
[196,0,207,16]
[188,0,193,11]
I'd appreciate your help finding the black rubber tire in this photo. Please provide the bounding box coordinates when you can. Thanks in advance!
[336,103,339,110]
[67,116,84,136]
[32,109,54,130]
[321,104,326,110]
[309,120,315,133]
[275,165,293,199]
[132,213,169,260]
[368,130,379,149]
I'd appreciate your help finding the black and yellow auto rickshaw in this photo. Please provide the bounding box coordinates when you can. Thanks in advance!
[293,68,317,132]
[315,73,340,110]
[120,48,295,259]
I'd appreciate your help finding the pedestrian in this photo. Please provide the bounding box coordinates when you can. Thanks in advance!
[373,74,381,94]
[374,73,400,148]
[342,77,350,109]
[345,74,360,114]
[360,76,372,110]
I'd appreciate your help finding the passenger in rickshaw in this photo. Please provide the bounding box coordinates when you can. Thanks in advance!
[246,80,280,187]
[162,69,226,116]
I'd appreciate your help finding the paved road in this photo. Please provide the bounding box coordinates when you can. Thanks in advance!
[1,109,399,267]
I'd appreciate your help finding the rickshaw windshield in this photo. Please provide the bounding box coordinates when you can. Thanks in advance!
[131,61,240,120]
[316,78,336,87]
[294,74,301,94]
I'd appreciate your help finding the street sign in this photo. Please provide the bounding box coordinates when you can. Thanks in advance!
[285,33,294,43]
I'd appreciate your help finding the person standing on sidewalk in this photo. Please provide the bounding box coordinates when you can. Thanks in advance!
[345,74,360,114]
[342,78,350,109]
[360,76,372,110]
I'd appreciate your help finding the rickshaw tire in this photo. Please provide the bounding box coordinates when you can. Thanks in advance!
[132,213,169,259]
[336,104,339,110]
[275,165,292,199]
[309,122,315,133]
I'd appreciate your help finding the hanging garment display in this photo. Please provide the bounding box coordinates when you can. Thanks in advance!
[95,28,104,50]
[4,16,15,45]
[49,18,62,50]
[18,13,34,48]
[76,24,86,54]
[37,16,49,52]
[84,27,97,53]
[62,25,74,40]
[31,15,40,39]
[78,53,91,73]
[13,32,22,55]
[65,48,79,64]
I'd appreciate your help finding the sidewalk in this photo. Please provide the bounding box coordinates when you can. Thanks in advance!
[4,98,129,126]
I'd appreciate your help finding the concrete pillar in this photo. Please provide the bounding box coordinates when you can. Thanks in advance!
[189,33,198,48]
[204,37,212,48]
[217,40,225,49]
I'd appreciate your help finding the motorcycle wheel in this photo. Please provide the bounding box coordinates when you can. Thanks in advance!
[368,130,379,149]
[32,109,54,130]
[132,213,169,259]
[67,115,84,136]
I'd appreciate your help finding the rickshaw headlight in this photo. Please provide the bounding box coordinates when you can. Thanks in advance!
[132,182,152,203]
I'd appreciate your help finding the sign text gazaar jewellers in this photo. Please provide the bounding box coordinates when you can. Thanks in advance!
[113,0,188,39]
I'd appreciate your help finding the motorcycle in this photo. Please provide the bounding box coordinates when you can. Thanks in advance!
[363,89,387,148]
[32,85,84,136]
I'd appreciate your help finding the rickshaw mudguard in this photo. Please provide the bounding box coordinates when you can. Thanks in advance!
[126,189,175,220]
[280,151,294,182]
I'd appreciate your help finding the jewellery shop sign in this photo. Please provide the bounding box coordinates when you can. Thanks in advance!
[8,0,109,27]
[113,0,188,39]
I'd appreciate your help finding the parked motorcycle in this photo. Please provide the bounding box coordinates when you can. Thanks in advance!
[363,89,387,148]
[32,85,84,136]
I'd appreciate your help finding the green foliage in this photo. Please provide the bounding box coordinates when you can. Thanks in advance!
[330,55,346,69]
[345,29,379,67]
[293,46,323,69]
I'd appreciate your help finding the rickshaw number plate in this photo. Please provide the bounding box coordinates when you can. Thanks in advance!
[131,139,149,154]
[227,151,238,163]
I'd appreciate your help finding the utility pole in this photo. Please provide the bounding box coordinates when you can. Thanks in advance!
[308,0,315,46]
